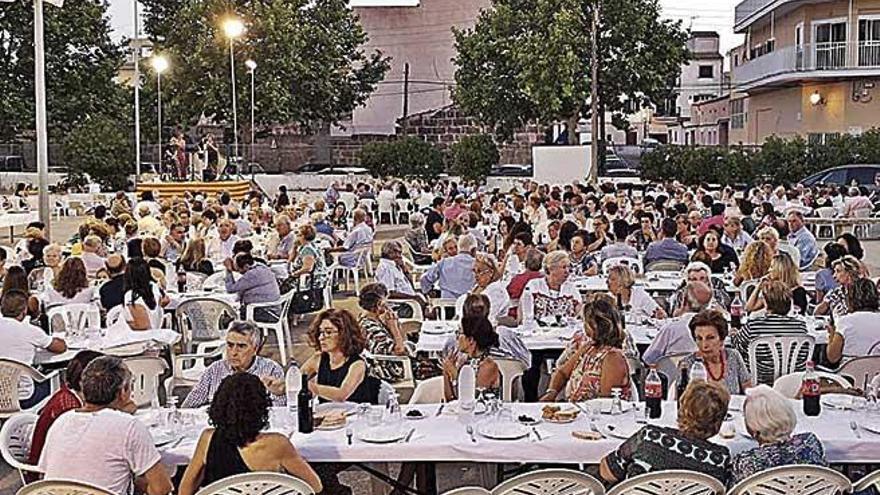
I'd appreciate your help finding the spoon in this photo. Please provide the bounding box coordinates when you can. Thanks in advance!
[850,421,862,439]
[466,425,477,443]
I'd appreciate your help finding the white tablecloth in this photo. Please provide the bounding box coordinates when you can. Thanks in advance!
[0,211,39,230]
[35,328,180,365]
[155,400,880,465]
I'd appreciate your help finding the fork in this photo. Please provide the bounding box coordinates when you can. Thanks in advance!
[850,421,862,439]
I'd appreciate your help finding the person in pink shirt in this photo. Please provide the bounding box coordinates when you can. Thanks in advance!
[697,202,726,236]
[443,195,466,221]
[843,187,873,217]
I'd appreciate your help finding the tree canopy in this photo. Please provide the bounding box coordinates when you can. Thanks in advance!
[452,0,690,142]
[139,0,391,132]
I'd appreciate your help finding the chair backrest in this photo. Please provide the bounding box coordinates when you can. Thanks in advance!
[124,357,168,408]
[195,472,315,495]
[409,376,444,404]
[838,355,880,390]
[46,303,100,335]
[17,479,115,495]
[27,268,48,292]
[492,468,605,495]
[644,261,685,273]
[606,470,724,495]
[495,358,528,402]
[772,371,851,399]
[0,412,38,473]
[175,298,237,348]
[431,298,459,321]
[0,359,50,415]
[854,470,880,492]
[377,196,394,211]
[602,257,644,275]
[816,207,837,219]
[853,208,872,219]
[202,271,227,291]
[747,334,815,386]
[396,198,412,212]
[442,488,491,495]
[727,465,852,495]
[869,341,880,356]
[185,271,209,291]
[339,191,357,211]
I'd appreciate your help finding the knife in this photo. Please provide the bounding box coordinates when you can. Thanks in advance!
[435,403,445,416]
[404,428,416,443]
[532,427,543,441]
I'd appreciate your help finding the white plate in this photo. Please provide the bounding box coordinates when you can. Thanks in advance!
[821,394,866,410]
[602,423,640,440]
[443,400,488,416]
[315,402,358,415]
[358,426,409,444]
[421,323,454,335]
[585,398,634,415]
[103,342,148,357]
[478,422,530,440]
[315,418,347,431]
[150,429,178,446]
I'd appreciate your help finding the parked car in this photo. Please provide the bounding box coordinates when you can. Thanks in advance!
[0,156,24,172]
[297,163,333,174]
[489,164,533,177]
[801,164,880,191]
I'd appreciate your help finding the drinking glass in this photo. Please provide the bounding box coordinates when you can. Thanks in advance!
[367,407,383,427]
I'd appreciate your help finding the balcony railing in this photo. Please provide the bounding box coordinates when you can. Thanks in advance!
[732,41,880,88]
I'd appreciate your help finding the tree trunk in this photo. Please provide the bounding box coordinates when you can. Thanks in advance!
[567,114,579,145]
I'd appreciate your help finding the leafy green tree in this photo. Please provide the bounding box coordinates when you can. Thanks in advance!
[452,0,689,143]
[360,138,443,178]
[139,0,390,133]
[450,135,500,182]
[63,115,134,191]
[0,0,128,141]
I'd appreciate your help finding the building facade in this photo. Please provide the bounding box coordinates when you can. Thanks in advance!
[676,32,726,119]
[730,0,880,144]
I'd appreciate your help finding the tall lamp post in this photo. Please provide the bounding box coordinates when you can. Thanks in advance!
[223,18,245,175]
[245,59,257,170]
[132,0,141,185]
[152,55,168,177]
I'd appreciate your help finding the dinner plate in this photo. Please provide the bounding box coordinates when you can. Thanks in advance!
[103,342,148,357]
[358,426,408,444]
[585,398,634,415]
[315,402,358,415]
[821,394,866,410]
[602,423,640,440]
[421,323,454,335]
[443,400,488,416]
[315,418,347,431]
[150,429,178,446]
[478,422,530,440]
[544,412,580,424]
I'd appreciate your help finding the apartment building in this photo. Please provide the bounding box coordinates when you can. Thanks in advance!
[730,0,880,145]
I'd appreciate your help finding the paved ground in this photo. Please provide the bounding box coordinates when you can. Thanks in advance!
[1,216,878,494]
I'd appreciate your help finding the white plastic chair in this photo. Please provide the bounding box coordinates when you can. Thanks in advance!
[362,351,415,403]
[431,298,459,321]
[606,470,724,495]
[0,413,40,484]
[772,371,851,399]
[106,305,125,327]
[195,472,315,495]
[124,357,168,408]
[727,465,851,495]
[167,298,235,397]
[838,355,880,390]
[377,196,395,224]
[408,376,444,404]
[854,470,880,493]
[0,359,61,418]
[17,479,114,495]
[339,191,357,212]
[814,207,837,239]
[246,290,295,365]
[388,299,425,322]
[329,247,370,293]
[496,357,527,402]
[396,198,412,224]
[602,257,644,275]
[442,488,491,495]
[493,468,605,495]
[746,335,815,386]
[852,208,873,239]
[46,303,100,335]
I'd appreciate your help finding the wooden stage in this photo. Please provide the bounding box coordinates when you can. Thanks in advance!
[135,180,252,201]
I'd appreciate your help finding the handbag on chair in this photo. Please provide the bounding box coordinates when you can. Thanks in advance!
[290,274,324,315]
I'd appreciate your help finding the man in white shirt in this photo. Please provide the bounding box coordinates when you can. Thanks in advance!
[207,218,239,260]
[80,235,107,278]
[39,356,173,495]
[0,289,66,364]
[642,281,712,365]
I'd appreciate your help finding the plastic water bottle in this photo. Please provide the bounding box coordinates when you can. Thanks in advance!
[458,363,476,411]
[690,357,708,383]
[286,362,301,416]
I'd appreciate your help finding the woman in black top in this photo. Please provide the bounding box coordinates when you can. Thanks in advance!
[301,308,378,405]
[693,229,739,274]
[178,373,321,495]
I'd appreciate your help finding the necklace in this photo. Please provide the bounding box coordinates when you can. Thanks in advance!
[706,351,726,381]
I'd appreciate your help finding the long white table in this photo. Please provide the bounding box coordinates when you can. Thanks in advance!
[35,328,180,365]
[0,211,39,241]
[571,273,816,295]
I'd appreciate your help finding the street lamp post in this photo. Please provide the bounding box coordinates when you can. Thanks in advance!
[152,55,168,178]
[223,18,245,177]
[132,0,140,185]
[245,59,256,171]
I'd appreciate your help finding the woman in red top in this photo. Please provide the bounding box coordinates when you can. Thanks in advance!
[27,350,103,470]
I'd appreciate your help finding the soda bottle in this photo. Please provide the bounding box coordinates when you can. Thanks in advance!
[177,264,187,293]
[297,373,314,433]
[730,293,743,329]
[802,360,821,417]
[690,357,708,382]
[645,365,663,419]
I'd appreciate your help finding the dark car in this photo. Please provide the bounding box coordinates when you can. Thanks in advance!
[801,164,880,191]
[489,164,533,177]
[0,156,24,172]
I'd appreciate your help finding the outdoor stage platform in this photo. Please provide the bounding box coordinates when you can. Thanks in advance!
[135,180,252,201]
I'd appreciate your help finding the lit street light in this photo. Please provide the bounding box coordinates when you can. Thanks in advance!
[223,17,245,176]
[152,55,168,178]
[245,59,256,169]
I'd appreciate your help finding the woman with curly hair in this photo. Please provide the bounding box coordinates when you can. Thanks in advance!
[43,257,93,306]
[733,240,773,286]
[178,373,322,495]
[300,308,378,404]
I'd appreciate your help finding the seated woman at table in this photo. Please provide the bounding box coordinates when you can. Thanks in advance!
[733,240,772,287]
[600,381,732,486]
[178,373,322,495]
[177,237,214,276]
[329,202,348,229]
[568,230,598,277]
[692,229,739,275]
[357,283,409,383]
[287,224,328,288]
[745,252,808,315]
[730,384,826,486]
[680,309,752,395]
[26,350,103,474]
[815,242,847,304]
[141,236,168,274]
[3,266,41,320]
[43,257,94,307]
[815,255,862,317]
[606,264,667,320]
[122,258,169,331]
[520,250,582,324]
[441,316,501,401]
[404,212,433,265]
[301,308,379,404]
[826,278,880,366]
[541,297,631,402]
[32,242,63,290]
[456,253,510,324]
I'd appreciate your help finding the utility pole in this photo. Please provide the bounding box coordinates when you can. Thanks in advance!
[589,0,600,184]
[402,62,410,136]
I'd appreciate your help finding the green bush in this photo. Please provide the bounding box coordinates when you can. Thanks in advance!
[63,115,133,191]
[359,137,444,178]
[450,134,499,182]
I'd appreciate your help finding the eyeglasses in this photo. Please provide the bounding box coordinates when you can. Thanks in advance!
[318,329,339,339]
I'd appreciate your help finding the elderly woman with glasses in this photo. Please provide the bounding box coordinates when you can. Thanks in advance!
[731,385,826,485]
[455,254,510,323]
[607,264,667,320]
[520,250,582,325]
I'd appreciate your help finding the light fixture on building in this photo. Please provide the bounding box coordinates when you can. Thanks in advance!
[810,91,825,106]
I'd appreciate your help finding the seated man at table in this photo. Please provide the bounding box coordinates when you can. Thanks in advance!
[182,321,285,408]
[419,234,477,299]
[80,235,107,278]
[39,356,174,495]
[99,254,127,311]
[266,214,295,260]
[224,252,281,321]
[644,218,689,267]
[642,282,711,365]
[786,210,819,269]
[207,218,239,261]
[328,208,374,267]
[0,289,66,365]
[374,241,428,317]
[667,261,732,314]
